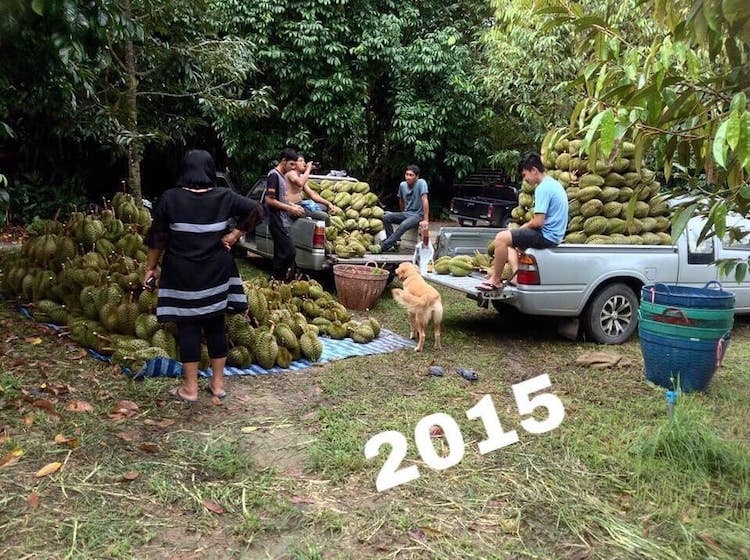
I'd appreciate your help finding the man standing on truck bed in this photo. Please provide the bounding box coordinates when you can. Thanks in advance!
[380,164,430,252]
[264,148,305,281]
[479,152,567,291]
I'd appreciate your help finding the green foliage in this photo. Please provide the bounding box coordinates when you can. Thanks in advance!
[213,0,496,187]
[9,174,88,225]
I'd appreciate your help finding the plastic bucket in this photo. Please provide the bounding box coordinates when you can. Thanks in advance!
[638,327,730,392]
[639,301,734,329]
[638,311,733,340]
[641,281,735,310]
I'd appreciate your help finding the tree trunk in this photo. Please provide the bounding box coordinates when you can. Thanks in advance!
[123,14,142,203]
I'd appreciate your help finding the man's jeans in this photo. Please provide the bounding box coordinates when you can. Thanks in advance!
[381,212,422,250]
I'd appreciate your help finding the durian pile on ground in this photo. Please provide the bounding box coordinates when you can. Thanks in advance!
[0,194,381,374]
[512,133,672,245]
[228,276,382,370]
[306,179,386,257]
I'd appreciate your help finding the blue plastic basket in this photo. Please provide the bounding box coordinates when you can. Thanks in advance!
[641,281,735,310]
[639,327,730,392]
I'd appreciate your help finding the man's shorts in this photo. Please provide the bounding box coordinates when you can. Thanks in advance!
[511,228,558,250]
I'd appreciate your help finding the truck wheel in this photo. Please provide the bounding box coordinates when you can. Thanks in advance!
[584,283,639,344]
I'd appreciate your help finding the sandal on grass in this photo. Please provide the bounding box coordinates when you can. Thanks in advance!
[205,386,227,399]
[456,368,479,381]
[169,387,199,403]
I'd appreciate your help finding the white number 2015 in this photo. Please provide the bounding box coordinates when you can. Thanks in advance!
[364,374,565,492]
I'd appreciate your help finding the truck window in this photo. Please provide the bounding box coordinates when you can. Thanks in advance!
[686,222,714,264]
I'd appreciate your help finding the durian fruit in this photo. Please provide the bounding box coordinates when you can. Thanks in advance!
[253,330,279,369]
[300,332,323,362]
[351,323,376,344]
[227,346,252,368]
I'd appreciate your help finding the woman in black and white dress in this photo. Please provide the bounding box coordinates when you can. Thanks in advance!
[144,150,262,402]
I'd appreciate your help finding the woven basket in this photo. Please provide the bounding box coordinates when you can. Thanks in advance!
[333,263,389,310]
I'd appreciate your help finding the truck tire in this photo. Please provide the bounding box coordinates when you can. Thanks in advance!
[584,283,639,344]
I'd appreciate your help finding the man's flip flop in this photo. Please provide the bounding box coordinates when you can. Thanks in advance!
[428,366,446,377]
[205,386,227,399]
[169,387,198,403]
[456,368,479,381]
[477,282,502,292]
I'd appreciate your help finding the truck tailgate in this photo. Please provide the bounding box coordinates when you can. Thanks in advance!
[423,271,516,303]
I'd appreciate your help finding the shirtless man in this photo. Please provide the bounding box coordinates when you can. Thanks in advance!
[285,155,340,221]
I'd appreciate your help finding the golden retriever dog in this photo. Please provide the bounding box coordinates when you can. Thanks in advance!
[391,262,443,352]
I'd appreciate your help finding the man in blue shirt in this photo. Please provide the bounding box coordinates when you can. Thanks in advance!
[479,152,568,291]
[380,164,430,252]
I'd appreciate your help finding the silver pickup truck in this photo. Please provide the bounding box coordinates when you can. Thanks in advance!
[235,173,495,274]
[426,215,750,344]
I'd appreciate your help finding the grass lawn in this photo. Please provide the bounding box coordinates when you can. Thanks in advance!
[1,256,748,559]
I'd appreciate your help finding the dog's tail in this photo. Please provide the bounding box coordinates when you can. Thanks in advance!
[392,288,439,311]
[430,299,444,326]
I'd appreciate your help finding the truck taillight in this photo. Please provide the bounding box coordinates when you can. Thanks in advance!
[516,253,540,285]
[312,223,326,248]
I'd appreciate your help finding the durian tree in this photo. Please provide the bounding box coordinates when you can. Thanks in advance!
[537,0,750,276]
[0,0,268,202]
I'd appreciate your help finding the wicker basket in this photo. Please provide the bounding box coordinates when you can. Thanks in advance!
[333,263,389,310]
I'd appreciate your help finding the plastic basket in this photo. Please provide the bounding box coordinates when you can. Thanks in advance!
[639,327,730,392]
[641,281,735,309]
[639,301,734,329]
[638,310,733,339]
[333,263,389,310]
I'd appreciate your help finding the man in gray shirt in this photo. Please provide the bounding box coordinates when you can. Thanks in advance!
[380,164,430,252]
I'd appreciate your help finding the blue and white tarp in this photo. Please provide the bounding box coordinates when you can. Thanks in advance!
[14,306,415,378]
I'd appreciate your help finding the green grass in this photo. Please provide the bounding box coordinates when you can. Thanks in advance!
[1,257,749,559]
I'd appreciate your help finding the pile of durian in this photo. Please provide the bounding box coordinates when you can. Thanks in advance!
[0,193,381,373]
[512,129,672,245]
[306,179,386,256]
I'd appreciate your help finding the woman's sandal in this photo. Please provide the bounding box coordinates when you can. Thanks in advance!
[169,387,199,403]
[205,385,227,400]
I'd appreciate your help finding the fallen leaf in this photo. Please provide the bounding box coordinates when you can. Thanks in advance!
[429,426,444,438]
[202,499,225,514]
[27,492,40,509]
[240,426,259,433]
[300,411,318,422]
[23,414,35,426]
[313,387,323,396]
[70,348,88,360]
[24,337,43,345]
[32,399,57,414]
[122,470,140,481]
[112,400,139,417]
[0,448,23,469]
[143,418,175,428]
[53,434,80,448]
[66,400,93,413]
[41,383,71,396]
[290,495,315,505]
[115,431,135,442]
[0,427,9,444]
[698,534,722,554]
[285,467,304,477]
[139,442,158,453]
[211,396,223,407]
[35,461,62,478]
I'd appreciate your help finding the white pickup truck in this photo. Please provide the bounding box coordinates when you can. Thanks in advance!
[427,215,750,344]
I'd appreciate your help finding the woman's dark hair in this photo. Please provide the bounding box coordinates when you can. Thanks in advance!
[176,149,216,188]
[518,152,545,173]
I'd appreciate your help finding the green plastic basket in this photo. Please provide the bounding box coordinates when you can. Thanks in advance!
[638,311,732,340]
[638,302,734,330]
